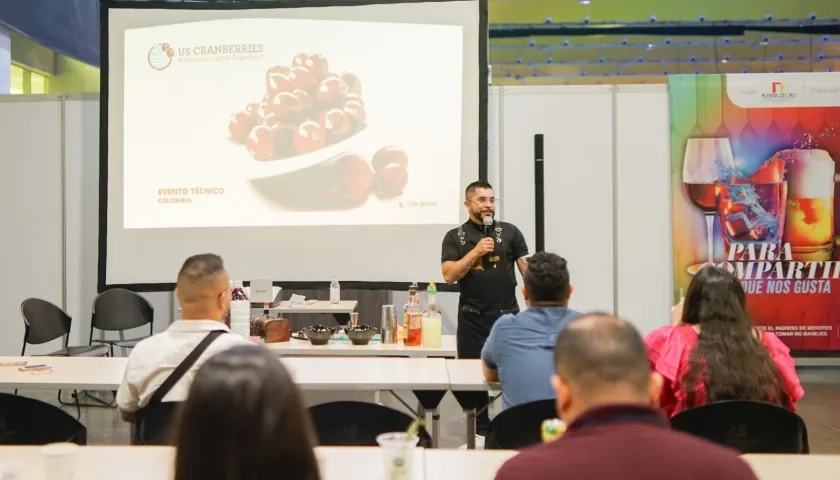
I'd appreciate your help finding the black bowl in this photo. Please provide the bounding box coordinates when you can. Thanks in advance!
[303,325,335,346]
[346,325,378,346]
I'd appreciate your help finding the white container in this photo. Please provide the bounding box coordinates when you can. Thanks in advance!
[329,277,340,304]
[376,432,418,480]
[41,443,78,480]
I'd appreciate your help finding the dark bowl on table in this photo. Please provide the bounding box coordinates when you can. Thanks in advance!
[303,325,335,346]
[346,325,378,346]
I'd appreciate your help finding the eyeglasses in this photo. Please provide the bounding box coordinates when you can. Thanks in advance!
[471,197,497,206]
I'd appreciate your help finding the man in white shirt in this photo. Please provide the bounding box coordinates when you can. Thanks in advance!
[116,253,251,422]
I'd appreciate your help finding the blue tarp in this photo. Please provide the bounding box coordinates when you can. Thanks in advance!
[0,0,100,67]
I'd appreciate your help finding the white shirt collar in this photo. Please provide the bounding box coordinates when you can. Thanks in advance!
[167,319,231,333]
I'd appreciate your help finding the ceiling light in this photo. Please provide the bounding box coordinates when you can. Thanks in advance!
[580,0,591,4]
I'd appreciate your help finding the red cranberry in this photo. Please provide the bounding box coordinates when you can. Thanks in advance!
[320,108,351,140]
[305,54,329,80]
[343,100,366,129]
[289,66,317,92]
[246,125,276,161]
[292,120,326,154]
[271,123,296,158]
[294,89,313,111]
[166,49,175,58]
[267,73,293,97]
[341,72,362,95]
[292,53,308,67]
[346,93,364,105]
[332,154,373,200]
[316,76,348,105]
[372,147,408,172]
[255,102,274,122]
[373,164,408,199]
[265,65,290,86]
[271,92,303,119]
[228,111,255,144]
[246,103,260,116]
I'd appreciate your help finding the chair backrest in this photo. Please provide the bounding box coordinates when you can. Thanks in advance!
[309,401,432,447]
[0,393,87,445]
[485,398,558,450]
[670,400,809,454]
[92,289,155,332]
[20,298,72,345]
[133,402,182,446]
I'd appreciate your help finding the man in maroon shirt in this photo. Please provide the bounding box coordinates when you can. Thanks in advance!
[493,313,759,480]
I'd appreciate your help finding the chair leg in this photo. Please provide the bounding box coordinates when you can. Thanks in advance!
[57,390,82,419]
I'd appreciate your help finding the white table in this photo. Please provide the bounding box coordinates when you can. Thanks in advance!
[255,300,358,314]
[285,357,449,391]
[267,335,457,358]
[742,454,840,480]
[0,357,126,391]
[444,359,502,450]
[0,446,425,480]
[424,450,516,480]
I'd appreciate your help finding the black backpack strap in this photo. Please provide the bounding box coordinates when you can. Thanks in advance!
[148,330,225,405]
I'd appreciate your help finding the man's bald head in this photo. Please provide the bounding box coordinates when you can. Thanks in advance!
[176,254,229,315]
[553,313,651,399]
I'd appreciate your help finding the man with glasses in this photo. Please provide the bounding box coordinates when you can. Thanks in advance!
[441,181,529,441]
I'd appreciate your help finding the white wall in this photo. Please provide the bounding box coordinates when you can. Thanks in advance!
[0,86,675,355]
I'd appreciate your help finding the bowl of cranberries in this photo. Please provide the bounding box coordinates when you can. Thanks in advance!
[228,53,369,179]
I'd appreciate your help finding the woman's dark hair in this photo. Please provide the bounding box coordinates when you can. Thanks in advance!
[174,345,321,480]
[680,266,790,408]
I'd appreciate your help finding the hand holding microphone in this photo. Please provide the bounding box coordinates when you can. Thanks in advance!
[472,237,495,256]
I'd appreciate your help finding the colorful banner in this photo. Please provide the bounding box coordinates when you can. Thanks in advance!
[669,73,840,354]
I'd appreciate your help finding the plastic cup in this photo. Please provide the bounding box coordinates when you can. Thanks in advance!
[41,443,78,480]
[376,432,418,480]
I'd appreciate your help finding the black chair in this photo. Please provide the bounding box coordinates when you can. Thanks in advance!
[20,298,110,417]
[670,400,809,454]
[90,289,154,357]
[0,393,87,444]
[309,401,432,447]
[485,398,557,450]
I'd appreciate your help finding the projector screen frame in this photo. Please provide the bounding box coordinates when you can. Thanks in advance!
[98,0,488,293]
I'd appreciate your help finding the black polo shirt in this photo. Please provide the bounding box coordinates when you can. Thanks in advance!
[440,219,529,316]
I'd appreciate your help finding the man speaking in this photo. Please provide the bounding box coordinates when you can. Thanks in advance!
[441,180,529,438]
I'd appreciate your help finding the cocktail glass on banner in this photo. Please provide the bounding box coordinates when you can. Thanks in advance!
[682,138,736,274]
[718,180,788,262]
[777,149,837,261]
[376,432,418,480]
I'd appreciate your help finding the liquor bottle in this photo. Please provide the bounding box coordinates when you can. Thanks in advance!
[229,280,250,339]
[405,283,422,347]
[330,277,340,304]
[421,282,442,348]
[402,282,418,344]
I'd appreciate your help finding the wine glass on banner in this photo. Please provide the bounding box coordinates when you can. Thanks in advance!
[682,138,735,275]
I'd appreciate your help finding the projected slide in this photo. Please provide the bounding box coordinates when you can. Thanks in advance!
[122,18,463,229]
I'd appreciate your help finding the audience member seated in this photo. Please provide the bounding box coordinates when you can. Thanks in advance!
[481,252,580,410]
[493,314,759,480]
[645,266,803,417]
[173,345,322,480]
[116,254,251,422]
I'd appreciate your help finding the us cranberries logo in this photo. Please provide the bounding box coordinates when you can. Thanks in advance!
[148,43,175,71]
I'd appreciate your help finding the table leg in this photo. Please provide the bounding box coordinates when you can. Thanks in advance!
[465,408,476,449]
[432,408,440,449]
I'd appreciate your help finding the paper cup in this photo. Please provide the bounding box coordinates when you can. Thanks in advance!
[376,432,418,480]
[41,443,78,480]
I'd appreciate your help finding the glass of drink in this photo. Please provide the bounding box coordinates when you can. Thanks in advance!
[376,432,418,480]
[683,138,735,274]
[718,181,788,261]
[779,149,837,261]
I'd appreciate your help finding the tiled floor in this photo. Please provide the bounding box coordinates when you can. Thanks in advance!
[6,367,840,451]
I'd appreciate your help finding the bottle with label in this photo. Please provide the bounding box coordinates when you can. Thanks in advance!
[405,282,423,347]
[421,282,442,348]
[330,277,340,304]
[223,279,234,327]
[401,282,418,343]
[229,280,251,339]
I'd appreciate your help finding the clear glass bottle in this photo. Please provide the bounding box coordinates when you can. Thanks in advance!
[229,280,251,339]
[330,277,340,304]
[405,282,422,347]
[421,282,442,348]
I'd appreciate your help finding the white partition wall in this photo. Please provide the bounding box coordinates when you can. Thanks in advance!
[500,86,617,314]
[0,96,64,356]
[615,85,673,334]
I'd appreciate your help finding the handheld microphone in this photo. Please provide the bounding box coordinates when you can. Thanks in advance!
[483,216,494,237]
